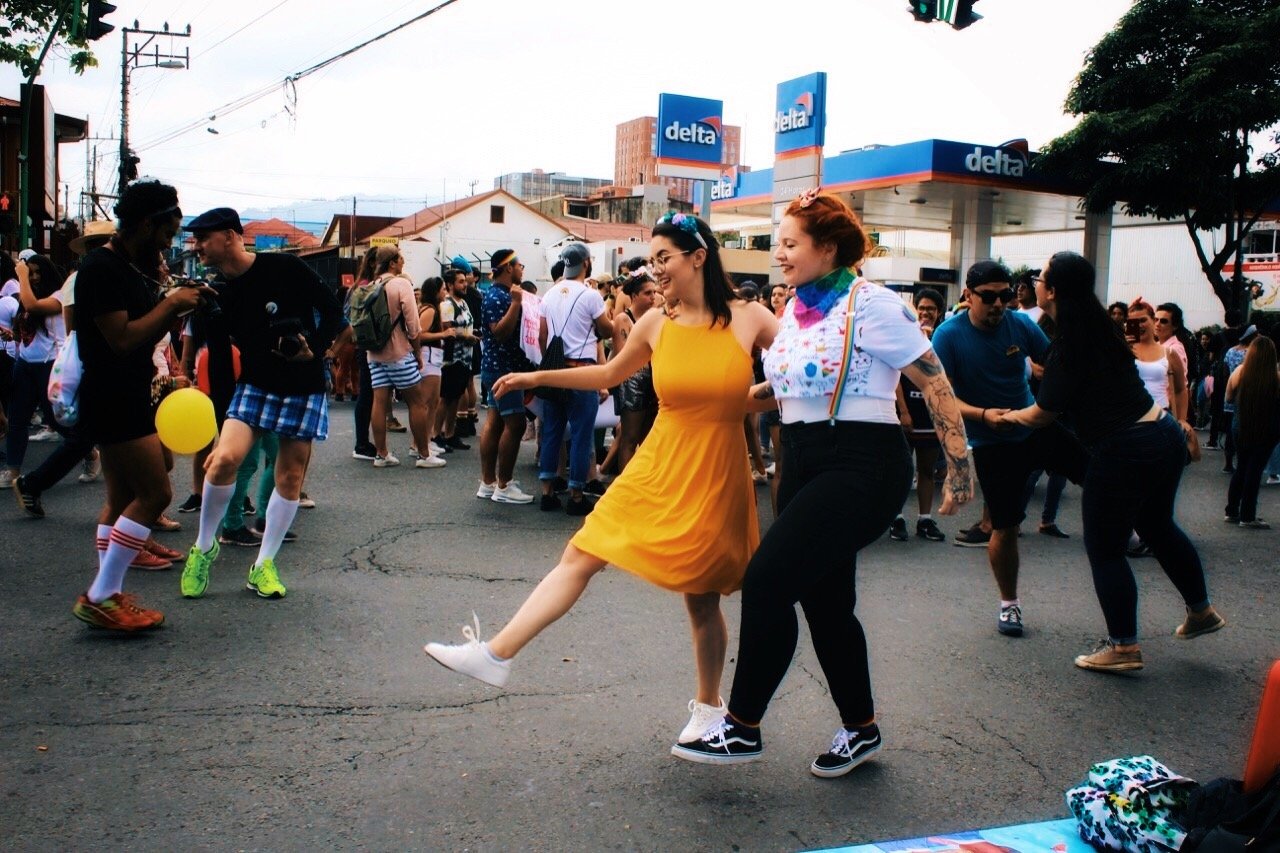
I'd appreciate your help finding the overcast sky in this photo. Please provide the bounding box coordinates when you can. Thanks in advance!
[4,0,1134,221]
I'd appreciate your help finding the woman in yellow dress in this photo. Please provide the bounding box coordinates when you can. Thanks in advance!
[424,212,778,746]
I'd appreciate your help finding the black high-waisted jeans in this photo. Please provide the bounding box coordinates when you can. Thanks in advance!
[728,420,912,727]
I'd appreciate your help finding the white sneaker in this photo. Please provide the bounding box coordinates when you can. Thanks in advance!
[491,481,534,504]
[1267,475,1280,486]
[408,446,420,459]
[432,440,449,455]
[373,453,400,468]
[78,453,102,483]
[678,697,728,744]
[29,427,58,442]
[423,613,511,688]
[0,469,14,489]
[476,480,496,499]
[415,455,446,469]
[297,492,316,509]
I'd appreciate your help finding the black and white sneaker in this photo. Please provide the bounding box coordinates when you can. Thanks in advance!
[810,723,882,778]
[670,717,762,765]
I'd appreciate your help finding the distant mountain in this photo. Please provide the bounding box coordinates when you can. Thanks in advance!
[241,195,443,232]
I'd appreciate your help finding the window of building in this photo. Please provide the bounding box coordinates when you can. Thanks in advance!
[490,205,505,224]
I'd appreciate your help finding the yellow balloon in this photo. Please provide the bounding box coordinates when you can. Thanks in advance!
[155,387,217,454]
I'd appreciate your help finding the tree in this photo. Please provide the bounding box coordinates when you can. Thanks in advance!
[1,1,98,77]
[1038,0,1280,318]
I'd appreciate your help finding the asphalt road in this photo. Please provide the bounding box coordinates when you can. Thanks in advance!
[3,405,1278,852]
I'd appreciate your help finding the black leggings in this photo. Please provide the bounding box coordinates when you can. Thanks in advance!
[728,420,912,727]
[353,348,372,449]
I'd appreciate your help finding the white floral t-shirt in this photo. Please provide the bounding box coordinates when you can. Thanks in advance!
[763,281,930,423]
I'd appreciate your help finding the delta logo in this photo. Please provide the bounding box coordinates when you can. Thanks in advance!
[711,167,739,201]
[664,115,721,146]
[775,92,814,133]
[964,145,1029,178]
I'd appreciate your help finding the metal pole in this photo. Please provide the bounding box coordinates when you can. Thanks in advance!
[118,28,130,194]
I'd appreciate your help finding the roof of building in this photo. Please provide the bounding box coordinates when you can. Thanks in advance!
[367,189,571,241]
[320,214,401,247]
[243,217,320,248]
[555,218,651,242]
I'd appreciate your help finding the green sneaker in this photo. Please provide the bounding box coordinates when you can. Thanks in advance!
[180,540,220,599]
[247,558,286,599]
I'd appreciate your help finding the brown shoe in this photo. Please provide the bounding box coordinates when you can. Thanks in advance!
[1175,607,1226,639]
[129,549,173,571]
[1074,639,1143,673]
[153,513,182,532]
[72,592,164,631]
[144,538,183,561]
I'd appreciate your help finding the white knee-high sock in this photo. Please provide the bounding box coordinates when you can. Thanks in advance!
[196,482,236,552]
[87,516,149,603]
[255,489,299,566]
[95,523,111,571]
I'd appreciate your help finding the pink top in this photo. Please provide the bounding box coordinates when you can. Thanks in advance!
[368,274,421,363]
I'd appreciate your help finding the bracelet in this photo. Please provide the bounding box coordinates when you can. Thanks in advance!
[982,408,988,423]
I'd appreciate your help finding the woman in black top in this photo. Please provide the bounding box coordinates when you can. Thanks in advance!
[999,252,1224,673]
[72,180,212,631]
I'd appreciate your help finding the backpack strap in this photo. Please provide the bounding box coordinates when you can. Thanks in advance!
[827,279,868,423]
[548,286,590,358]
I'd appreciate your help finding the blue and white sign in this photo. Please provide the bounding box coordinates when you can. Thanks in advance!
[656,93,724,181]
[775,72,827,156]
[932,139,1031,180]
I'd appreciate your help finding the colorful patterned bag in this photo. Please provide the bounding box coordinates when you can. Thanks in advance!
[47,330,82,427]
[1067,755,1198,852]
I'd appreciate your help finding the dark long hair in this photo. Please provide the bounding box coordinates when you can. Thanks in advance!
[651,213,736,328]
[1236,336,1280,447]
[1042,251,1133,372]
[24,254,62,300]
[420,276,444,334]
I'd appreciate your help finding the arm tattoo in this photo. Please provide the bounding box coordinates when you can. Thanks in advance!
[914,360,973,503]
[909,349,944,378]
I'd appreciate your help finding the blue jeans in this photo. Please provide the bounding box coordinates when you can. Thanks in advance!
[1081,415,1209,644]
[1265,443,1280,477]
[5,359,62,470]
[537,390,598,490]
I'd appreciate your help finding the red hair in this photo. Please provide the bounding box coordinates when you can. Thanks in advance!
[783,193,872,268]
[1128,298,1156,318]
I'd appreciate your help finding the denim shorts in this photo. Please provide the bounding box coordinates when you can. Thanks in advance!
[482,371,525,416]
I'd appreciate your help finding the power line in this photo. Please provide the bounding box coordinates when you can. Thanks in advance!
[133,0,461,152]
[194,0,292,60]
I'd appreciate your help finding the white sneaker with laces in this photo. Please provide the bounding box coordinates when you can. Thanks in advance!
[476,481,496,499]
[373,453,400,468]
[29,427,58,442]
[492,481,534,504]
[78,453,102,483]
[678,697,728,743]
[424,613,511,687]
[415,455,446,469]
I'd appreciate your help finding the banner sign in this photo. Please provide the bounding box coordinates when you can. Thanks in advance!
[519,291,543,366]
[656,93,725,181]
[775,72,826,156]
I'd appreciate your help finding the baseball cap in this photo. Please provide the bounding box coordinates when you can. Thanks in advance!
[966,260,1013,288]
[184,207,243,234]
[17,249,37,262]
[1241,324,1259,343]
[559,243,591,278]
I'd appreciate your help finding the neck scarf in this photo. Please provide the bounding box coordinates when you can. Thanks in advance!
[793,266,856,329]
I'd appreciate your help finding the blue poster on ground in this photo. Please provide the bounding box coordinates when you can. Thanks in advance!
[819,818,1090,853]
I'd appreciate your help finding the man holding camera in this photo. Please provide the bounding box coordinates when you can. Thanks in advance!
[180,208,343,600]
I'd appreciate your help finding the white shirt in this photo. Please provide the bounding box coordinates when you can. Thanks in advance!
[539,279,606,361]
[1018,304,1044,324]
[0,291,65,363]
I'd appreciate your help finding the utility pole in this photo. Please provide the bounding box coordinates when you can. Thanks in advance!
[118,22,191,194]
[17,6,69,251]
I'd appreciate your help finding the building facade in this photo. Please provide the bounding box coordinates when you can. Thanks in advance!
[493,169,612,202]
[615,116,742,204]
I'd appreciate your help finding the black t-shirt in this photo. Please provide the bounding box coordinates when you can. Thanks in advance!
[75,246,162,392]
[1036,338,1154,445]
[215,253,342,396]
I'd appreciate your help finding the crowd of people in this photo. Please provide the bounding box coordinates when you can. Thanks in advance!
[1,182,1273,777]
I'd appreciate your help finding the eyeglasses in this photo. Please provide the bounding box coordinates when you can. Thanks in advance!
[972,288,1016,305]
[1155,318,1172,325]
[1032,277,1047,285]
[649,250,690,270]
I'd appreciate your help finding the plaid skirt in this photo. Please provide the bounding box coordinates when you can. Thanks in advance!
[227,383,328,441]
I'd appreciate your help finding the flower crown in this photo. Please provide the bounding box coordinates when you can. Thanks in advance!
[657,211,708,249]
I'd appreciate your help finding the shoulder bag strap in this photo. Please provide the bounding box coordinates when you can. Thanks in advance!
[827,279,867,423]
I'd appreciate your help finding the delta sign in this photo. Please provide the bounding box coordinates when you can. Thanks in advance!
[775,72,826,157]
[656,93,725,181]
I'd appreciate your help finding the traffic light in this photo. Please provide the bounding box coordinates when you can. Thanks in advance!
[909,0,937,22]
[86,0,117,42]
[953,0,982,30]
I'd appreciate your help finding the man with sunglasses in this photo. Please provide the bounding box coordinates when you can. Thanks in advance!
[931,260,1087,638]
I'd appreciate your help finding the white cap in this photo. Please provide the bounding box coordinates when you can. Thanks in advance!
[17,249,36,262]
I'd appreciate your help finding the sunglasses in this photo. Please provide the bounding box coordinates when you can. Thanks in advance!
[972,288,1016,305]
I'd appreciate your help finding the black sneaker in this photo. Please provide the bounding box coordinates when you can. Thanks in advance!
[811,723,882,778]
[888,516,908,541]
[551,476,569,495]
[916,518,945,542]
[998,603,1024,637]
[444,435,471,451]
[177,494,202,513]
[252,518,297,543]
[352,444,377,461]
[953,522,991,548]
[540,493,562,512]
[583,479,607,497]
[13,476,44,519]
[219,526,260,547]
[1125,541,1153,558]
[565,496,593,517]
[670,718,763,764]
[1038,523,1069,539]
[243,496,255,516]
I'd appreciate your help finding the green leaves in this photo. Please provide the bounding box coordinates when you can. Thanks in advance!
[0,1,97,78]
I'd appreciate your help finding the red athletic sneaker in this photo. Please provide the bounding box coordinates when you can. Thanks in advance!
[72,593,164,631]
[129,549,173,571]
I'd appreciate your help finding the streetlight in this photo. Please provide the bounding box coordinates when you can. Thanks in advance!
[118,23,191,194]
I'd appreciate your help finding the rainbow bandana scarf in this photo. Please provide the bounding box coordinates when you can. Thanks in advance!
[793,266,856,329]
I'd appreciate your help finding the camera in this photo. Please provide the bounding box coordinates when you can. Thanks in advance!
[1124,317,1143,339]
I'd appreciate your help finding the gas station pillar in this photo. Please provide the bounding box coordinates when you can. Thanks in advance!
[950,193,993,282]
[1083,210,1113,298]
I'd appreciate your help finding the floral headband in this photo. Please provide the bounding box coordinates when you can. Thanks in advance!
[657,211,708,249]
[795,186,822,208]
